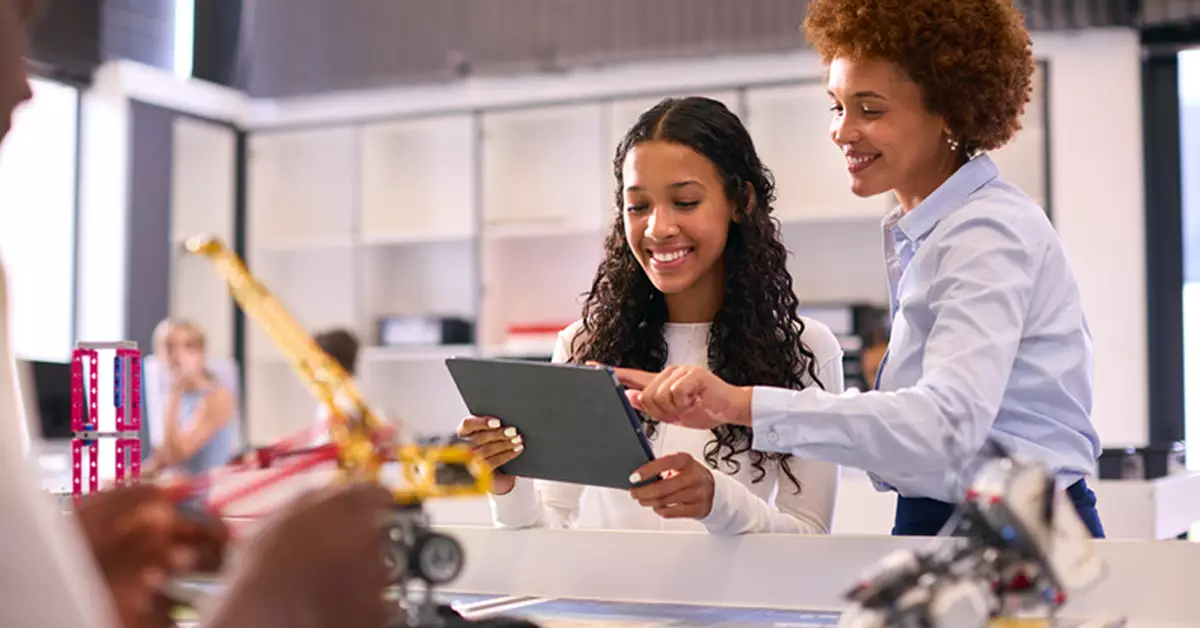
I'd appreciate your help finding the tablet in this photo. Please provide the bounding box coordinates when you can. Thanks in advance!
[444,357,656,490]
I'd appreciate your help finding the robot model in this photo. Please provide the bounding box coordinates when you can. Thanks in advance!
[837,450,1114,628]
[183,236,493,627]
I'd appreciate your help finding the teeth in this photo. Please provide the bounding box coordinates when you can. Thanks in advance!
[847,154,878,165]
[652,249,689,263]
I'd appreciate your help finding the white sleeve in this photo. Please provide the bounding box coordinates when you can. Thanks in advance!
[488,322,588,529]
[0,383,119,627]
[489,475,586,529]
[0,261,119,627]
[698,334,843,536]
[751,215,1043,477]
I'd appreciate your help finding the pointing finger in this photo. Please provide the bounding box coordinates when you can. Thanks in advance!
[611,367,656,391]
[625,389,645,412]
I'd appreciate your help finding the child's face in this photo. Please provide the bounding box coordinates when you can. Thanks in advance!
[0,0,35,143]
[161,328,206,380]
[620,140,735,309]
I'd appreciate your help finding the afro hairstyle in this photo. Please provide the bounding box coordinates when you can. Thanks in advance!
[803,0,1036,153]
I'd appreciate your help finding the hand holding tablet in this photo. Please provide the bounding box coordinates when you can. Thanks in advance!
[455,416,525,495]
[445,358,658,491]
[626,452,717,520]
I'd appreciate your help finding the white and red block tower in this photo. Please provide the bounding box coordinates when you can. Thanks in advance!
[71,341,142,499]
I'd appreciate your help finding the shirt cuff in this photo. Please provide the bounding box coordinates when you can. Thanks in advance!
[750,385,804,453]
[487,477,540,528]
[696,469,741,534]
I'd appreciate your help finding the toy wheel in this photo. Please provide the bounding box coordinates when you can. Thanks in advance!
[383,524,408,584]
[411,532,464,585]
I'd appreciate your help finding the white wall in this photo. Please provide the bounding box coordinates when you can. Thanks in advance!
[76,64,133,345]
[1178,50,1200,468]
[1035,30,1147,447]
[88,27,1149,447]
[0,78,79,362]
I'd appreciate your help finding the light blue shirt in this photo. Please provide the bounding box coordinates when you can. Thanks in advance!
[177,387,236,479]
[752,154,1102,503]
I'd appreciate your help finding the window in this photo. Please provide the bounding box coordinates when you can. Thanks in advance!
[1180,49,1200,468]
[0,77,80,362]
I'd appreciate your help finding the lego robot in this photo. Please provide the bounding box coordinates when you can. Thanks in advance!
[836,449,1115,628]
[183,236,495,627]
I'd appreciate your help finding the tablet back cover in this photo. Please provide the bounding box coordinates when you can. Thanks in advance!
[445,357,654,489]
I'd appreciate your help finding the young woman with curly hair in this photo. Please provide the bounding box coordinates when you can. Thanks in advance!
[457,96,843,535]
[611,0,1106,539]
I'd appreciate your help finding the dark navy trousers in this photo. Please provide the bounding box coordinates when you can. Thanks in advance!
[892,478,1106,538]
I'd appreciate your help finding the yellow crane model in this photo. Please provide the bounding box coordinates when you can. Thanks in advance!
[183,234,493,626]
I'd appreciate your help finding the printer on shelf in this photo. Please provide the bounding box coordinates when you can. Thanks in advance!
[376,315,474,348]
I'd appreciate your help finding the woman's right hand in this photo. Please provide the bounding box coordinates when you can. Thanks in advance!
[456,416,524,495]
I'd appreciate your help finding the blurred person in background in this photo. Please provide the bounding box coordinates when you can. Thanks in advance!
[858,306,890,391]
[143,318,236,482]
[311,327,361,447]
[0,2,395,626]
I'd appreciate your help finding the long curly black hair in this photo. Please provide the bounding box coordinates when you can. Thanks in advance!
[569,96,822,493]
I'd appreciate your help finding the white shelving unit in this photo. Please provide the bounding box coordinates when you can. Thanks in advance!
[240,71,1049,446]
[169,116,237,359]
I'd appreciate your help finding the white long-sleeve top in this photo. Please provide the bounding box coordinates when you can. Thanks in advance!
[490,318,843,535]
[0,262,121,627]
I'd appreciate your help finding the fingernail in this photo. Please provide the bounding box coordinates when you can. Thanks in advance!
[511,436,522,445]
[487,419,501,429]
[629,472,642,484]
[514,445,524,453]
[503,427,517,437]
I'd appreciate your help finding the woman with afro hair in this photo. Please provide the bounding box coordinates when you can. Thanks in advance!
[458,96,844,535]
[610,0,1106,539]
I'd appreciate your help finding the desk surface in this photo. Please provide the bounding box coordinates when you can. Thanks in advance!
[174,587,1112,628]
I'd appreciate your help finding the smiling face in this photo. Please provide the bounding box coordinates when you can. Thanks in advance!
[621,139,735,322]
[826,56,961,210]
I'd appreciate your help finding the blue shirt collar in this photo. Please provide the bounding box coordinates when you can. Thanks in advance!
[893,153,999,243]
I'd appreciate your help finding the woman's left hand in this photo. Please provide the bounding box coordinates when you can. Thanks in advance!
[628,452,716,520]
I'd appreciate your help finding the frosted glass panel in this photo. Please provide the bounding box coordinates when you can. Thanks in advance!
[171,117,236,357]
[987,127,1046,208]
[172,118,236,242]
[361,240,477,335]
[246,248,357,361]
[246,362,320,445]
[0,78,78,361]
[361,360,467,436]
[984,65,1047,208]
[360,115,476,242]
[746,83,888,221]
[482,104,606,228]
[248,127,357,248]
[480,233,603,347]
